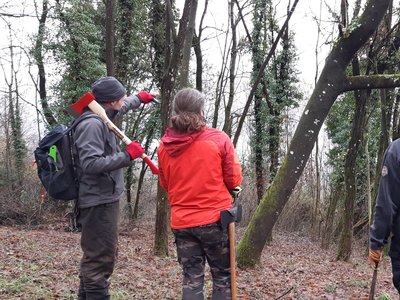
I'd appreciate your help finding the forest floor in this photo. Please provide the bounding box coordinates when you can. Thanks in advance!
[0,218,398,300]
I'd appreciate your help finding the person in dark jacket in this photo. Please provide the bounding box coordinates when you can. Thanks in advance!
[158,88,242,300]
[369,138,400,294]
[73,76,156,300]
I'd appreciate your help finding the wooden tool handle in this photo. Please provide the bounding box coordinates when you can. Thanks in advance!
[229,222,237,300]
[87,101,159,175]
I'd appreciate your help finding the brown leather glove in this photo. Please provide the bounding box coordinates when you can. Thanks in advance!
[369,249,383,267]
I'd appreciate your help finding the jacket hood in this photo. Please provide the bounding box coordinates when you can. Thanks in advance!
[161,128,204,157]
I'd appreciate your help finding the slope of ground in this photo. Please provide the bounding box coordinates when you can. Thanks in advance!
[0,221,397,299]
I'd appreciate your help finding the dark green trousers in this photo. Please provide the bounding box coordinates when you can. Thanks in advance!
[77,201,120,300]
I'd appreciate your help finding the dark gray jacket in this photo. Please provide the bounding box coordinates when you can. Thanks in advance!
[370,138,400,257]
[73,95,141,208]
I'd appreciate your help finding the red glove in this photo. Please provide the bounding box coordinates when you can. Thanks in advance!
[125,141,145,160]
[137,91,155,104]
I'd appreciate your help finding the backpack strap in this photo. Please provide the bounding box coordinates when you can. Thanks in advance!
[70,112,108,146]
[70,112,102,130]
[69,113,105,208]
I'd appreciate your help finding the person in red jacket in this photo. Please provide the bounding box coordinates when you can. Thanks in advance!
[158,88,242,300]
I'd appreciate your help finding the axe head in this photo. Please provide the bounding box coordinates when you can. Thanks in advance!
[65,92,96,118]
[220,205,242,228]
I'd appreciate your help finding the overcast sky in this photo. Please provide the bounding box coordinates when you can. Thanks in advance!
[181,0,338,96]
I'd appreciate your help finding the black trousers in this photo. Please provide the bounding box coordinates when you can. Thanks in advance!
[77,201,120,300]
[391,256,400,293]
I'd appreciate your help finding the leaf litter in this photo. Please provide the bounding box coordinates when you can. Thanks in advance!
[0,221,398,299]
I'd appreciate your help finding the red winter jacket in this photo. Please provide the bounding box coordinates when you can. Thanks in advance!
[158,127,242,229]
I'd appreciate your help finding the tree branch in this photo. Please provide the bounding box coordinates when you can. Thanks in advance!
[342,74,400,92]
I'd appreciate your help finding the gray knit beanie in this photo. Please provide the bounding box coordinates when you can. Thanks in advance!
[92,76,126,102]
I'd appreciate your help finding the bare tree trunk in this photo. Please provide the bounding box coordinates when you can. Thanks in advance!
[311,0,323,241]
[179,0,197,87]
[193,33,203,91]
[34,0,56,127]
[125,165,134,217]
[4,25,26,186]
[192,0,208,91]
[222,1,237,136]
[321,185,342,250]
[132,125,157,220]
[154,0,192,257]
[3,98,11,187]
[212,15,230,129]
[311,141,321,240]
[366,126,373,225]
[105,0,116,76]
[336,0,369,258]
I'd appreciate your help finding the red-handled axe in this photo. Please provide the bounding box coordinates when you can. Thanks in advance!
[66,92,159,175]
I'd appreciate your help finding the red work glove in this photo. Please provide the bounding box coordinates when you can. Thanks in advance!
[125,141,145,160]
[369,249,383,267]
[137,91,155,104]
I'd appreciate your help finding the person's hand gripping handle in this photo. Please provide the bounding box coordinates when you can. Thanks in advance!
[125,140,159,175]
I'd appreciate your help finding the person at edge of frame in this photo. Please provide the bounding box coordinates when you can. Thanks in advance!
[73,76,156,300]
[158,87,243,299]
[369,138,400,295]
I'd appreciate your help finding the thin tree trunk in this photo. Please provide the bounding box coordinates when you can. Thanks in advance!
[133,162,147,220]
[321,185,342,250]
[366,127,373,225]
[105,0,116,76]
[192,0,208,91]
[193,33,203,91]
[34,0,56,126]
[312,140,321,240]
[179,0,197,87]
[132,126,157,220]
[222,1,237,137]
[212,17,230,129]
[337,51,370,261]
[311,0,323,241]
[126,166,134,217]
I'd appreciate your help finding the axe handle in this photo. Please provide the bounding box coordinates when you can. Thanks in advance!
[229,222,237,300]
[368,266,378,300]
[87,101,159,175]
